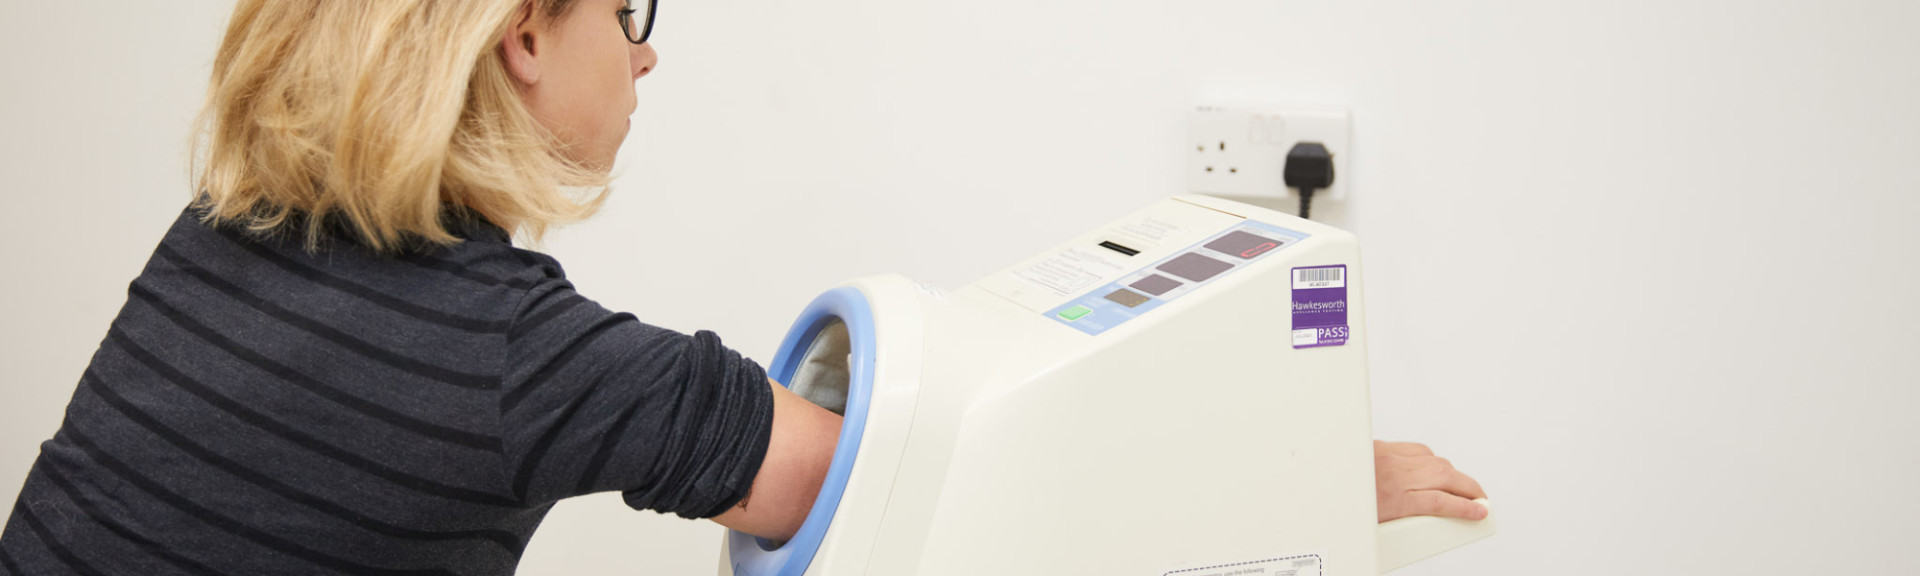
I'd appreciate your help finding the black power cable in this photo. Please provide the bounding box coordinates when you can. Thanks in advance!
[1284,142,1335,220]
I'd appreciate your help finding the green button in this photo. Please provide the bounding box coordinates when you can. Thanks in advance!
[1058,305,1092,321]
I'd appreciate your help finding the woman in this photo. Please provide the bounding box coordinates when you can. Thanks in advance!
[0,1,1482,574]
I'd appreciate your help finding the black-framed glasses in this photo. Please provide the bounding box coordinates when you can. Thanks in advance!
[619,0,657,45]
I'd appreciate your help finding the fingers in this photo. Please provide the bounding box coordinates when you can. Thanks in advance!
[1374,440,1433,458]
[1393,456,1486,500]
[1406,490,1488,521]
[1446,468,1488,500]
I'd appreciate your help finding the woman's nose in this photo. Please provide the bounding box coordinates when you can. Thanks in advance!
[631,42,658,81]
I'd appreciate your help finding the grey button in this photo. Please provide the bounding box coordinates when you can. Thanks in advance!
[1103,289,1151,308]
[1129,274,1182,296]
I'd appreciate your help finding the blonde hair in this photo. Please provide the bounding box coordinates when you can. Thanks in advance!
[194,0,601,252]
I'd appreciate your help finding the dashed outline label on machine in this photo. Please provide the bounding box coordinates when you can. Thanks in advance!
[1043,220,1309,336]
[1163,552,1325,576]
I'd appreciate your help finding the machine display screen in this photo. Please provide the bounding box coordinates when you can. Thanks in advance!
[1205,231,1285,259]
[1157,253,1232,282]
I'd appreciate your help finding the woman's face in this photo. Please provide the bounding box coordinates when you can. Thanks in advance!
[511,0,659,172]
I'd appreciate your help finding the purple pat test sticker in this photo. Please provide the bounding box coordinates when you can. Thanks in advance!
[1291,265,1349,348]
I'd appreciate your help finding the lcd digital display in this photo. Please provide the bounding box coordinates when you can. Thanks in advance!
[1205,231,1285,260]
[1157,253,1233,282]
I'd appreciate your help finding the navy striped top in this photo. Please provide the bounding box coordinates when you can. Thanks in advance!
[0,207,775,575]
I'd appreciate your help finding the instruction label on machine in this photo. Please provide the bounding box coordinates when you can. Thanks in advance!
[1164,553,1325,576]
[1014,246,1128,296]
[1291,265,1348,348]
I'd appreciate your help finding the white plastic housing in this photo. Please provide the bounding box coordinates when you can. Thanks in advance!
[720,195,1492,576]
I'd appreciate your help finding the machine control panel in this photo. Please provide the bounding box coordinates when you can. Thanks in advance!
[1041,220,1308,336]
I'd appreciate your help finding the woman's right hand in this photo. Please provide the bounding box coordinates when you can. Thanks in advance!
[1373,440,1489,523]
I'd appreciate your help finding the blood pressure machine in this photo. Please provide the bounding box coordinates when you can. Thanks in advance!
[723,195,1495,576]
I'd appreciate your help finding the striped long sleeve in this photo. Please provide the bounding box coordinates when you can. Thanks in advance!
[0,207,774,575]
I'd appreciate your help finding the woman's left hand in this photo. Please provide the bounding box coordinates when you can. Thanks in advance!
[1374,440,1489,523]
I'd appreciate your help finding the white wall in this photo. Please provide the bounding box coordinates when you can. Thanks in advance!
[4,1,1916,574]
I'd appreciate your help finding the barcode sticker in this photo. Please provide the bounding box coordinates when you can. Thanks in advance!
[1292,266,1345,289]
[1292,265,1349,349]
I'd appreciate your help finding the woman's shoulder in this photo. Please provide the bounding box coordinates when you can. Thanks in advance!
[151,203,571,326]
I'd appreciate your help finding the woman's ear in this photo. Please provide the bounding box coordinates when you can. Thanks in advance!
[500,1,542,86]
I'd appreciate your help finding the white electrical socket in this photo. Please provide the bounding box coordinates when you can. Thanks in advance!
[1187,105,1351,204]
